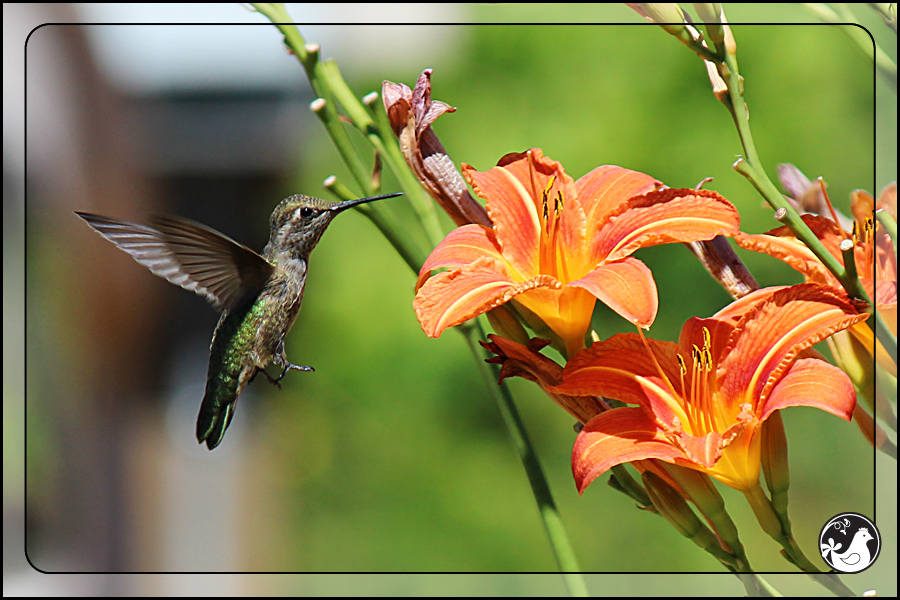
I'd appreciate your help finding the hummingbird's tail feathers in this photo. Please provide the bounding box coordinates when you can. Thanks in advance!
[196,376,240,450]
[196,395,237,451]
[205,403,235,450]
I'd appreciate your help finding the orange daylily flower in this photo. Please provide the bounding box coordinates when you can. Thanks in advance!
[735,183,897,373]
[414,148,740,357]
[480,334,685,494]
[550,283,866,493]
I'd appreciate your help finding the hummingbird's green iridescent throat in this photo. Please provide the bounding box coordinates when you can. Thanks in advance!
[76,191,402,449]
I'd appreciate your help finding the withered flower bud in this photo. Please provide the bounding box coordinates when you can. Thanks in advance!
[382,70,491,227]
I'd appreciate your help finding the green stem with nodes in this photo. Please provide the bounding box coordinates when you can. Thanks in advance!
[252,5,589,589]
[252,4,372,192]
[744,482,855,597]
[707,28,900,366]
[251,3,444,250]
[608,464,654,509]
[461,319,589,597]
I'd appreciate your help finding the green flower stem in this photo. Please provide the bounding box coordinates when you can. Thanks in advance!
[713,36,861,298]
[252,4,374,193]
[662,465,753,572]
[324,174,587,589]
[875,311,898,364]
[877,208,897,247]
[751,574,782,597]
[461,320,589,596]
[642,471,740,570]
[714,39,894,362]
[839,238,860,285]
[309,96,374,195]
[323,176,428,272]
[743,482,855,597]
[875,366,898,432]
[250,9,586,587]
[669,25,722,63]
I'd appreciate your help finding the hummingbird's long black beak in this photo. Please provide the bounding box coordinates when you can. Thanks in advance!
[331,192,403,212]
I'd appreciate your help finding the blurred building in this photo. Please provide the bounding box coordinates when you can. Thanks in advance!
[10,3,464,592]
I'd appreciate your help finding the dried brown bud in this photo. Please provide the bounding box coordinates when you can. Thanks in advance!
[382,70,491,227]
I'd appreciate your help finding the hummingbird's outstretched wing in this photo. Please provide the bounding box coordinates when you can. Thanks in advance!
[76,212,274,312]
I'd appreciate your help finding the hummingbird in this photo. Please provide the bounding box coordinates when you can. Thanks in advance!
[76,192,402,450]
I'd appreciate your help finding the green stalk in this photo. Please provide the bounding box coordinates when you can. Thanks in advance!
[714,36,861,297]
[708,25,899,364]
[877,208,898,247]
[252,4,373,193]
[744,482,855,597]
[460,320,588,596]
[252,7,588,590]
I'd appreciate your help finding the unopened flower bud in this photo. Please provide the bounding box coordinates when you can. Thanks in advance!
[662,463,739,549]
[693,3,722,23]
[643,471,732,562]
[362,91,379,107]
[627,3,688,36]
[486,305,530,346]
[705,59,728,100]
[760,410,790,517]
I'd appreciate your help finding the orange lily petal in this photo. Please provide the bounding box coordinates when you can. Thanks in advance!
[575,165,660,227]
[707,286,788,324]
[572,407,685,494]
[592,188,740,264]
[759,358,856,423]
[719,283,868,414]
[733,215,845,286]
[415,224,510,290]
[463,149,575,277]
[552,333,685,427]
[413,256,561,337]
[568,257,658,328]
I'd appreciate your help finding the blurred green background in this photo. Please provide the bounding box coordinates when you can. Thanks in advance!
[9,3,895,596]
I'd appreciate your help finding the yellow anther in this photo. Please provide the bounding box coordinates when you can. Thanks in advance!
[677,354,687,376]
[692,344,701,364]
[851,220,859,245]
[702,327,711,351]
[543,175,557,198]
[702,347,713,371]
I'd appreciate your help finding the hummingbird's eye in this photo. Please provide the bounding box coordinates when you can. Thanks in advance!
[300,207,314,219]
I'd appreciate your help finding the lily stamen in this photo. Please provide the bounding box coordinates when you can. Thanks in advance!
[817,177,844,237]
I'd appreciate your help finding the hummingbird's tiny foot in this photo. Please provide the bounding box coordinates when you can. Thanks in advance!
[274,363,314,383]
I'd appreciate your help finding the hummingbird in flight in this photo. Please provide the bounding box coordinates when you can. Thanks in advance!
[76,192,402,450]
